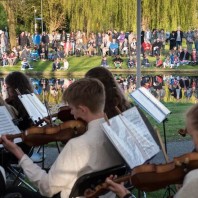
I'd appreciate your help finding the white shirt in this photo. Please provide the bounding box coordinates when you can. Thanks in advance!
[19,118,123,198]
[174,169,198,198]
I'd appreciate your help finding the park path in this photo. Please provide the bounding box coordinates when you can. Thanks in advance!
[40,140,194,168]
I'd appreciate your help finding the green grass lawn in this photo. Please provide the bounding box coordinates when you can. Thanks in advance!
[1,55,198,77]
[148,102,192,142]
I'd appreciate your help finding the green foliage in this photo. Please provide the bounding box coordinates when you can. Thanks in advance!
[0,4,7,29]
[1,0,198,33]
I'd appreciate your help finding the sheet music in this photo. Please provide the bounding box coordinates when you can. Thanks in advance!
[130,87,171,123]
[139,87,170,115]
[102,107,160,169]
[0,106,21,147]
[123,107,158,146]
[26,93,48,117]
[18,93,48,124]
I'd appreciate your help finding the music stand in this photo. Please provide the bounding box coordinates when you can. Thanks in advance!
[130,87,171,153]
[130,87,173,197]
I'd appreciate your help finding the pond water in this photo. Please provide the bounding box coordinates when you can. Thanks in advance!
[1,74,198,105]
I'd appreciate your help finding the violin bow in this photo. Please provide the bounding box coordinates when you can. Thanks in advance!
[44,99,53,126]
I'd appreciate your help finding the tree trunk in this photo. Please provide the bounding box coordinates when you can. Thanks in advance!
[1,1,17,49]
[7,8,17,48]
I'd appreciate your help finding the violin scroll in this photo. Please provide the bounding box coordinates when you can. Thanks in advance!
[178,128,187,137]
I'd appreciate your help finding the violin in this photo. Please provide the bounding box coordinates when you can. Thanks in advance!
[57,105,75,122]
[26,120,86,135]
[2,120,86,147]
[84,152,198,198]
[35,105,74,126]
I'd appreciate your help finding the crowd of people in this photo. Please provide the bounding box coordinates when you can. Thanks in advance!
[0,27,198,70]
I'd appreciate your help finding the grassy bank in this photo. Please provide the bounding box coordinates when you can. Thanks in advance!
[1,56,198,77]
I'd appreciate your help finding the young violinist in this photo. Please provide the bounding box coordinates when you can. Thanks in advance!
[1,78,123,198]
[0,72,34,169]
[174,103,198,198]
[104,103,198,198]
[5,71,34,130]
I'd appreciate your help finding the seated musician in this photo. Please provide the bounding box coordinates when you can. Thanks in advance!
[1,78,123,198]
[104,103,198,198]
[85,66,132,119]
[174,103,198,198]
[0,72,34,168]
[0,96,18,120]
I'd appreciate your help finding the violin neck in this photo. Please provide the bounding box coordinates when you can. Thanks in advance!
[84,174,132,198]
[6,133,23,140]
[113,174,131,184]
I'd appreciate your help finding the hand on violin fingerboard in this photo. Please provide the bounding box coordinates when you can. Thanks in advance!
[105,176,131,198]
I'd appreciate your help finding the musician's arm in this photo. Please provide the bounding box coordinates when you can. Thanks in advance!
[1,135,24,160]
[105,177,131,198]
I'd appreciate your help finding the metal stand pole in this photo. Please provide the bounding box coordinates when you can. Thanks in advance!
[136,0,141,88]
[163,119,167,153]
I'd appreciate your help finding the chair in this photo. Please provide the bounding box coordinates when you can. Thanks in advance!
[6,145,48,193]
[69,164,128,198]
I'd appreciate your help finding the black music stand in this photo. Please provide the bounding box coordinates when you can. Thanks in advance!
[130,87,171,154]
[130,87,173,197]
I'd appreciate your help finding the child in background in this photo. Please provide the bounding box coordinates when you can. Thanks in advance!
[2,52,8,67]
[155,55,163,67]
[141,54,150,67]
[60,58,69,70]
[30,46,39,61]
[127,56,135,68]
[21,58,33,70]
[101,56,109,68]
[48,49,55,61]
[113,55,123,69]
[163,55,171,68]
[40,47,46,61]
[191,48,197,65]
[173,54,180,68]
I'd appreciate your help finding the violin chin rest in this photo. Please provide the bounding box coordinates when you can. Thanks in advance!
[175,161,182,166]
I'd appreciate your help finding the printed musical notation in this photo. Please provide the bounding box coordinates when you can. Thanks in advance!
[0,106,21,146]
[102,106,160,169]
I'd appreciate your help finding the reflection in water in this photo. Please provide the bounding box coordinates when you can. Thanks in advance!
[0,75,198,105]
[115,75,198,103]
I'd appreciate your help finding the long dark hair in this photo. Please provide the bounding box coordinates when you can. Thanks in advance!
[85,67,131,118]
[5,72,34,129]
[5,71,33,96]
